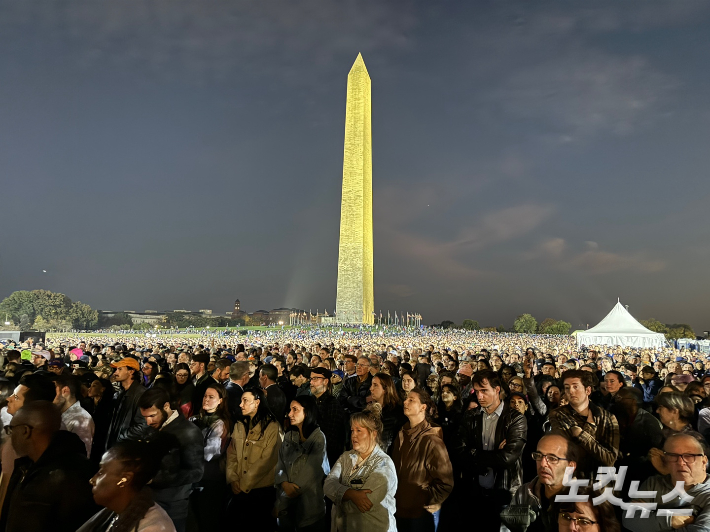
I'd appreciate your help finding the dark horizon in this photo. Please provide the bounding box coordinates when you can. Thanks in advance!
[1,1,709,332]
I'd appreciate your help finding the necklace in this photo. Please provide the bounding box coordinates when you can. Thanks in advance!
[107,514,120,531]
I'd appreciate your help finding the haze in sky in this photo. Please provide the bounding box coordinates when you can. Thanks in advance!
[1,0,709,330]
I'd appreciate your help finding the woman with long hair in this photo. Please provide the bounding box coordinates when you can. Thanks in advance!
[173,363,193,417]
[275,395,330,532]
[226,387,282,529]
[141,361,157,388]
[369,373,405,454]
[399,371,416,401]
[190,382,232,531]
[435,382,463,450]
[77,440,176,532]
[324,408,398,532]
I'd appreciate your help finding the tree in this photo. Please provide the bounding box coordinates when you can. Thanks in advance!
[538,318,571,335]
[0,289,99,330]
[462,319,480,331]
[513,314,538,334]
[70,302,99,329]
[640,319,668,334]
[538,318,557,333]
[0,291,37,323]
[666,324,695,340]
[47,318,73,332]
[496,324,507,333]
[32,289,72,321]
[439,320,456,329]
[546,320,571,335]
[33,315,51,332]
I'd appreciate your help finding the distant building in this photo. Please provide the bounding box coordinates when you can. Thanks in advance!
[99,311,166,326]
[232,299,247,319]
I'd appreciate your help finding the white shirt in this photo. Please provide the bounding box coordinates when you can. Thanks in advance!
[61,401,95,457]
[161,410,180,430]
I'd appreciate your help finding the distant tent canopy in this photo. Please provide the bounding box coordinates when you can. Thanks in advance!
[576,300,666,349]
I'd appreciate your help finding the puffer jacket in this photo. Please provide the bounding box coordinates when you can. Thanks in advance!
[453,402,527,494]
[226,418,282,492]
[391,420,454,519]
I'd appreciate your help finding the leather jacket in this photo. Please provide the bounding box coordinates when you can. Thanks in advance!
[106,379,148,449]
[453,402,527,494]
[338,373,373,414]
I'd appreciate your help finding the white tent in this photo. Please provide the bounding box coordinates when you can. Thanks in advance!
[576,300,666,349]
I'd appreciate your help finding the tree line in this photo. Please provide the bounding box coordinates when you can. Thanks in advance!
[0,290,99,331]
[436,313,697,340]
[435,314,572,335]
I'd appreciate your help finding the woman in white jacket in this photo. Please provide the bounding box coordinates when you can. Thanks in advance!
[324,405,398,532]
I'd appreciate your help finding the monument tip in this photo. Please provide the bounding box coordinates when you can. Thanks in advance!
[351,53,368,73]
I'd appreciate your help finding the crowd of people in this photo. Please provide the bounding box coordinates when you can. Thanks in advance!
[0,329,709,532]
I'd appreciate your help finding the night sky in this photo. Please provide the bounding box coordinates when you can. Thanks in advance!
[2,1,709,330]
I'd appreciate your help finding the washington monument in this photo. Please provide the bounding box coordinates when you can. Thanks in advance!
[335,54,374,325]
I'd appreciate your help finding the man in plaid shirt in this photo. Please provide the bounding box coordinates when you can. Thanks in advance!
[549,369,620,477]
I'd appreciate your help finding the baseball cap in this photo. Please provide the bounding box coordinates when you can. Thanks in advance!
[31,349,51,361]
[111,358,141,371]
[48,359,66,368]
[311,367,332,379]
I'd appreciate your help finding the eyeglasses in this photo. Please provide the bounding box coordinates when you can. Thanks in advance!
[559,512,597,529]
[531,452,569,465]
[663,452,704,464]
[3,423,33,435]
[175,373,189,378]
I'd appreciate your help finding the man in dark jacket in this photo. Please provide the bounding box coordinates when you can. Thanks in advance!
[338,356,373,415]
[259,363,287,425]
[225,360,249,422]
[454,369,527,529]
[310,367,347,466]
[139,388,204,532]
[1,401,98,532]
[190,352,217,412]
[106,357,148,449]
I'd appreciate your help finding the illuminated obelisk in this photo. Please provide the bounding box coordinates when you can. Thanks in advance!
[335,53,374,325]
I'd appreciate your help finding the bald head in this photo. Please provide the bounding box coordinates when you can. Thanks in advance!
[11,401,62,461]
[14,400,61,435]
